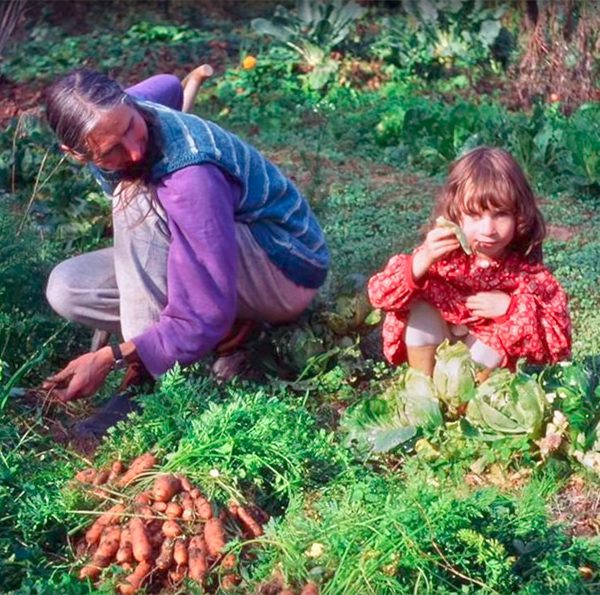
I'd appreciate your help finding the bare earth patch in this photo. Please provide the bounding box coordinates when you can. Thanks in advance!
[550,475,600,538]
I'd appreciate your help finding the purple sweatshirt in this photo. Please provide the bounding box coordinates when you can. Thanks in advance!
[125,75,241,375]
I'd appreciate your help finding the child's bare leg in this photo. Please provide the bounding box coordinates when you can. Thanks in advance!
[405,300,449,376]
[463,335,502,381]
[181,64,213,113]
[463,335,502,368]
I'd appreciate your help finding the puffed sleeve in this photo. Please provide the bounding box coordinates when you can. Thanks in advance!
[368,253,427,366]
[492,267,571,366]
[368,253,425,312]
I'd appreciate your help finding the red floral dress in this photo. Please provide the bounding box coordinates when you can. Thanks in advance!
[368,249,572,370]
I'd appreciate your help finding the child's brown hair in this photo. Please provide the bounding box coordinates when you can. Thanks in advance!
[435,146,545,261]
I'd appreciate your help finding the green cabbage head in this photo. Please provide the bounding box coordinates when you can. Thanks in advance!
[433,340,475,409]
[466,369,547,439]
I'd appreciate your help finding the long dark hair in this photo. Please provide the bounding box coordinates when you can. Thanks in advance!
[44,68,163,213]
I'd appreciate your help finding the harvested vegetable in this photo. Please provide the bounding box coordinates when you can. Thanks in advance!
[75,468,97,484]
[165,502,183,518]
[433,340,475,410]
[435,216,472,254]
[134,491,152,506]
[116,528,134,564]
[152,474,181,502]
[118,560,152,594]
[169,564,187,584]
[236,505,264,537]
[152,501,167,513]
[93,525,121,567]
[129,517,153,562]
[93,468,110,486]
[85,503,126,546]
[221,553,237,569]
[117,452,156,488]
[79,563,102,580]
[221,573,241,590]
[179,475,193,492]
[173,537,188,566]
[74,460,267,592]
[156,538,175,570]
[162,519,183,539]
[108,460,125,482]
[188,535,208,583]
[466,369,547,439]
[193,493,213,520]
[204,518,226,558]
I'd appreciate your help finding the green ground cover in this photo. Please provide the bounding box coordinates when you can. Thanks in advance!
[1,1,599,593]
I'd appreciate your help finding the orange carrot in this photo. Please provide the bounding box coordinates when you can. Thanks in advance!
[134,491,152,506]
[152,501,167,513]
[181,493,195,521]
[236,506,264,537]
[165,502,183,518]
[193,494,213,520]
[204,518,226,558]
[118,560,152,594]
[162,519,182,539]
[179,475,193,492]
[108,460,125,482]
[92,468,110,486]
[75,468,97,484]
[79,563,102,581]
[221,574,241,590]
[85,503,126,546]
[129,517,153,562]
[93,525,121,567]
[156,538,174,570]
[221,553,237,569]
[116,527,133,564]
[169,564,188,584]
[152,474,181,502]
[188,535,208,583]
[173,537,188,566]
[116,453,156,488]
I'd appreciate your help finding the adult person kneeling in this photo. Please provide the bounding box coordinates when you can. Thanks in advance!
[42,68,329,439]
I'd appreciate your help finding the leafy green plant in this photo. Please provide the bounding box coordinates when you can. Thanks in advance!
[248,469,600,593]
[252,0,366,89]
[465,369,548,440]
[374,0,509,78]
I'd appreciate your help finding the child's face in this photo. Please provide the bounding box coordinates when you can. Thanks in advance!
[460,209,516,259]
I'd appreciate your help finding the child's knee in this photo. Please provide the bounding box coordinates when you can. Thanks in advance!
[469,339,503,369]
[405,300,448,346]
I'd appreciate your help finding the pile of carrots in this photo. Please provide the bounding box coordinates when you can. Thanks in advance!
[73,452,267,593]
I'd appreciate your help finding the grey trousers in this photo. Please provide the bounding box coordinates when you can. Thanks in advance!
[46,189,318,343]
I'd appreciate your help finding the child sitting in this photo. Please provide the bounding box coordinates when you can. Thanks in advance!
[368,146,571,376]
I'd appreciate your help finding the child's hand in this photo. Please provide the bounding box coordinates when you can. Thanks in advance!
[412,227,461,280]
[466,291,511,319]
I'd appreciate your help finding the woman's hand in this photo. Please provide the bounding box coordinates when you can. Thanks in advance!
[466,291,511,319]
[42,346,114,402]
[412,227,461,280]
